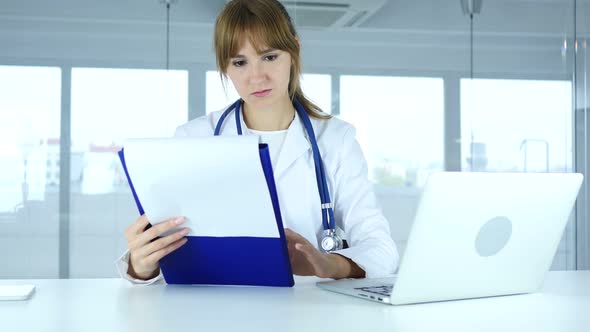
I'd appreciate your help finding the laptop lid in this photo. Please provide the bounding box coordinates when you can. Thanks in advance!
[390,172,583,305]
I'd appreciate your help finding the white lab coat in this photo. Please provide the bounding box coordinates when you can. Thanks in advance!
[116,106,399,284]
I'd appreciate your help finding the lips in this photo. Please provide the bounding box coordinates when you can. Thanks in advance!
[252,89,272,97]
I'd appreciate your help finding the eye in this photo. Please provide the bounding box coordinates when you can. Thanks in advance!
[232,60,246,67]
[263,54,278,61]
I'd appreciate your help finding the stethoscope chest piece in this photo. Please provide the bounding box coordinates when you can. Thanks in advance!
[320,229,343,253]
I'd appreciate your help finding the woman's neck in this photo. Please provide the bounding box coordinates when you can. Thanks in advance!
[242,97,295,131]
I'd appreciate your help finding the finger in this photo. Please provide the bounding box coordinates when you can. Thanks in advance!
[295,243,321,265]
[284,230,295,246]
[128,216,182,250]
[284,229,295,247]
[284,228,309,244]
[144,237,188,266]
[125,215,150,239]
[286,240,298,259]
[295,242,318,258]
[295,243,325,272]
[137,227,190,258]
[135,216,185,247]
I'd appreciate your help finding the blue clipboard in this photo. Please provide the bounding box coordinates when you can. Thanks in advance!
[118,143,294,287]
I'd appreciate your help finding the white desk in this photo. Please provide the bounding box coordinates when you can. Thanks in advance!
[1,271,589,332]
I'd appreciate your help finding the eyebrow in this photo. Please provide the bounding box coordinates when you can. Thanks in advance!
[232,49,276,58]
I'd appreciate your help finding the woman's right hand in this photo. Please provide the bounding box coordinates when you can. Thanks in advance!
[124,215,190,280]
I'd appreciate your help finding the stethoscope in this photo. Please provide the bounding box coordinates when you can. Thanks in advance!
[214,98,343,253]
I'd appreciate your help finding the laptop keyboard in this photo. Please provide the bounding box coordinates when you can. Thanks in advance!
[354,284,394,296]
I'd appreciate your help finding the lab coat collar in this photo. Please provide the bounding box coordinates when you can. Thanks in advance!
[233,105,311,179]
[273,110,311,180]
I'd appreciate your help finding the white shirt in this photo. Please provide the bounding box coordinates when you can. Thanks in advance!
[249,128,288,169]
[115,106,399,284]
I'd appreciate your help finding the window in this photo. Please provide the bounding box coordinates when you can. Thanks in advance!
[300,73,332,114]
[339,75,444,188]
[460,79,572,173]
[0,65,61,278]
[70,68,188,277]
[206,71,240,114]
[339,75,444,259]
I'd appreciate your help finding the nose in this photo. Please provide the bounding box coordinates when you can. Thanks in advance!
[247,61,267,85]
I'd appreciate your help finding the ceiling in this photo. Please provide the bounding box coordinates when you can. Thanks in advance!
[0,0,588,35]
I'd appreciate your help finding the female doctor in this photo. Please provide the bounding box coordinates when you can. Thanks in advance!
[117,0,399,284]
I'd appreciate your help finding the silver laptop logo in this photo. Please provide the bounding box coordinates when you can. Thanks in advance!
[475,216,512,257]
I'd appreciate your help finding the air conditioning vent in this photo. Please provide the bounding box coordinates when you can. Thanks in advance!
[225,0,386,28]
[282,0,386,28]
[286,6,348,28]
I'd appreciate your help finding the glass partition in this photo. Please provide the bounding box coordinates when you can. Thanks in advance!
[0,65,61,278]
[69,68,188,277]
[0,0,588,276]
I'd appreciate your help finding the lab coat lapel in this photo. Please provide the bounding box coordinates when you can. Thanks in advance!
[273,111,311,179]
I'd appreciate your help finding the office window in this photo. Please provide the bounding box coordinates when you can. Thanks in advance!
[206,71,332,115]
[206,71,240,114]
[339,75,444,259]
[460,79,572,172]
[300,74,332,114]
[70,67,188,277]
[0,65,61,278]
[339,75,444,188]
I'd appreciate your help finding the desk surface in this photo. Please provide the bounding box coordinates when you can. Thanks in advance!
[1,271,590,332]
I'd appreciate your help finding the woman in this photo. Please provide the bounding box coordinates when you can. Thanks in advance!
[117,0,399,284]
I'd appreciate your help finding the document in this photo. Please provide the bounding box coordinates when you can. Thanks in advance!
[0,285,35,301]
[122,136,279,238]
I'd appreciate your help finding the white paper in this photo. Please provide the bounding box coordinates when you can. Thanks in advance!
[123,136,279,238]
[0,285,35,301]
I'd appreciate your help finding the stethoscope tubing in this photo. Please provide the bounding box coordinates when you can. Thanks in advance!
[214,99,335,232]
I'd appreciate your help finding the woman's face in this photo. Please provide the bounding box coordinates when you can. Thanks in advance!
[225,39,292,110]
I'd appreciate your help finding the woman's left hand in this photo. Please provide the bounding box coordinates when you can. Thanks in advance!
[284,228,364,279]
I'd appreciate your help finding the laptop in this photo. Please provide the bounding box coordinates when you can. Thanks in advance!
[317,172,583,305]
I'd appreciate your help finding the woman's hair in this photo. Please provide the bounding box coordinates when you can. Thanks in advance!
[214,0,331,119]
